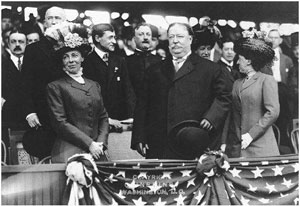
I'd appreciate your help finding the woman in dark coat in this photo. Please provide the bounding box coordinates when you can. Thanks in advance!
[46,25,109,163]
[223,30,280,158]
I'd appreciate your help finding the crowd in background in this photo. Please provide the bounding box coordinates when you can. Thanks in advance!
[1,5,299,163]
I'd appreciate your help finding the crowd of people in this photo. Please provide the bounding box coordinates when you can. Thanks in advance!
[1,6,298,163]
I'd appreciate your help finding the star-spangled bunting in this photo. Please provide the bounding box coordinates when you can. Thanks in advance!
[240,195,250,206]
[153,197,167,206]
[174,193,186,205]
[180,170,192,177]
[161,171,172,179]
[138,172,147,179]
[63,153,298,205]
[251,166,264,178]
[247,184,257,193]
[187,178,196,188]
[265,182,277,193]
[229,167,242,178]
[272,165,284,176]
[148,181,162,193]
[132,197,146,206]
[282,178,293,188]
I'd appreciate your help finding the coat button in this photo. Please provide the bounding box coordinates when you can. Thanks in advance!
[88,112,93,116]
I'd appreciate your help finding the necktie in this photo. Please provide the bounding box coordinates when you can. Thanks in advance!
[17,57,22,71]
[103,53,109,66]
[174,58,185,72]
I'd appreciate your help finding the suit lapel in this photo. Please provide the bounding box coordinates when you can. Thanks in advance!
[107,55,116,88]
[241,72,260,92]
[65,75,92,92]
[173,55,195,82]
[161,58,175,82]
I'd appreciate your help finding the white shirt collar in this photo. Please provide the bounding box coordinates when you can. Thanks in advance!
[172,51,192,61]
[220,57,234,67]
[94,46,108,59]
[124,46,134,56]
[274,47,280,57]
[10,54,23,69]
[65,67,85,84]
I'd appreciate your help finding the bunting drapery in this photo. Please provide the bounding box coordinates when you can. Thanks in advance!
[63,153,299,205]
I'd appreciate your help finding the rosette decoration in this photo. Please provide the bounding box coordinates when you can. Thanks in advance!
[65,154,101,206]
[196,150,230,177]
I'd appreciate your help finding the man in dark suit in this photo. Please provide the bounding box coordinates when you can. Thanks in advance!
[83,24,135,131]
[2,30,27,126]
[131,22,232,159]
[21,6,66,129]
[267,29,294,151]
[217,38,240,83]
[126,23,161,99]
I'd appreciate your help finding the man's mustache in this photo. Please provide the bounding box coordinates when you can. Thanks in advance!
[14,46,22,51]
[142,40,150,43]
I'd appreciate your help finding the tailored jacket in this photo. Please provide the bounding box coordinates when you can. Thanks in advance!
[46,75,109,163]
[1,54,23,124]
[261,52,294,84]
[132,53,232,158]
[21,36,64,125]
[217,60,241,85]
[83,51,135,120]
[126,50,161,99]
[278,53,294,85]
[223,72,280,158]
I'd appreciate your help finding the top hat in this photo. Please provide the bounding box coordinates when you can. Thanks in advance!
[166,120,211,160]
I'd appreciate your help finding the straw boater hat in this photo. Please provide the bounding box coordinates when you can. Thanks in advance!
[234,29,275,70]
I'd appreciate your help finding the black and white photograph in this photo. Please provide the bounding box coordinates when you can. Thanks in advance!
[1,1,299,205]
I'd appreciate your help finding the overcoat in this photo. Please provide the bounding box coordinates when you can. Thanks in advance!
[46,75,109,163]
[126,51,161,99]
[2,54,23,124]
[21,36,64,125]
[224,72,280,157]
[132,54,232,158]
[83,51,135,120]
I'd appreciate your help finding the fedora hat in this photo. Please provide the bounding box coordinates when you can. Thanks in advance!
[165,120,210,160]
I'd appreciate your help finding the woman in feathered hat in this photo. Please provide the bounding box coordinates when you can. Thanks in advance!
[46,23,109,163]
[222,29,280,158]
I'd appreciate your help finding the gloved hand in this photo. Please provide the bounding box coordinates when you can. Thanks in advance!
[241,133,253,149]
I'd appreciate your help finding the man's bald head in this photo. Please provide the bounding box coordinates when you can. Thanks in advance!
[44,6,66,28]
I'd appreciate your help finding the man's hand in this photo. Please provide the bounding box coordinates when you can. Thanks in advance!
[1,98,6,109]
[109,118,123,129]
[220,144,226,152]
[134,143,149,157]
[200,119,213,131]
[89,142,104,159]
[241,133,253,149]
[26,113,42,128]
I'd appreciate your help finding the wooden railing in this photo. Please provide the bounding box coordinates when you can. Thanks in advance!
[2,164,66,205]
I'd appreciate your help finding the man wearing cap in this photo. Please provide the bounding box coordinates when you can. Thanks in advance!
[131,22,231,159]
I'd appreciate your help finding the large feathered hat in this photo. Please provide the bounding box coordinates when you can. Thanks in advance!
[44,22,91,57]
[234,28,275,70]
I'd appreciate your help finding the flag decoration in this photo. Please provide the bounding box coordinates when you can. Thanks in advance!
[63,153,299,205]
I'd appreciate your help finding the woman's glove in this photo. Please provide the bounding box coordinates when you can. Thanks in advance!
[89,141,104,159]
[241,133,253,149]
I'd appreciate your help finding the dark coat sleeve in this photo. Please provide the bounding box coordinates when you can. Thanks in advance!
[120,57,136,118]
[203,65,232,130]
